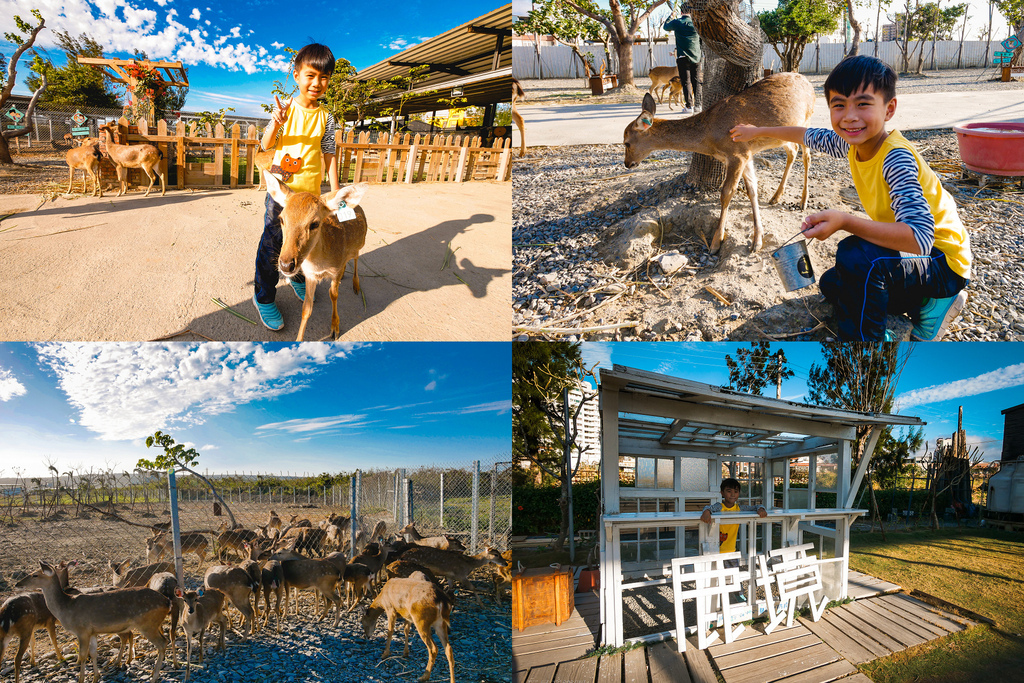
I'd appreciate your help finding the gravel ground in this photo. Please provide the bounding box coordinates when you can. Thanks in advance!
[512,74,1024,342]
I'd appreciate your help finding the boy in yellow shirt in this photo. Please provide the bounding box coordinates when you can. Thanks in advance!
[701,478,768,559]
[729,55,971,341]
[252,43,339,331]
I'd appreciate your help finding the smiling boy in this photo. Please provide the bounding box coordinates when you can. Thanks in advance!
[730,55,972,341]
[252,43,339,331]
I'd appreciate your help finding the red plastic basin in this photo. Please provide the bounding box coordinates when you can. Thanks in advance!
[953,122,1024,176]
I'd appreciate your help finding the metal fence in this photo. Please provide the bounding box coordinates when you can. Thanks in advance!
[512,40,1013,80]
[0,457,511,595]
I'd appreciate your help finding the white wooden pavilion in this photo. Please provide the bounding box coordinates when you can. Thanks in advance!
[597,365,924,647]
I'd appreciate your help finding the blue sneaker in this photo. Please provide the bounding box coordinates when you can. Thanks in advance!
[912,290,967,341]
[252,295,284,331]
[289,279,306,302]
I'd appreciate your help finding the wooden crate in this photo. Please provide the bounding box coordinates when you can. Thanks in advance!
[512,565,574,631]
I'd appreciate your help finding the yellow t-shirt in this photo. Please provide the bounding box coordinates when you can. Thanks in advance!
[719,502,741,553]
[849,130,972,279]
[272,102,331,194]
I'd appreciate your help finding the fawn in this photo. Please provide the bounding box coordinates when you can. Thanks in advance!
[647,66,679,103]
[98,123,166,197]
[64,138,103,197]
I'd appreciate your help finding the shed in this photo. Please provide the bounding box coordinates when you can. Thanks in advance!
[1000,402,1024,463]
[597,365,924,646]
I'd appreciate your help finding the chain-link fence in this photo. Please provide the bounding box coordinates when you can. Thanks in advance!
[0,457,511,595]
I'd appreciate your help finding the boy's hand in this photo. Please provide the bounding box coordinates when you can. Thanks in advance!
[271,95,291,127]
[758,508,767,518]
[729,124,759,143]
[700,510,712,524]
[801,209,849,240]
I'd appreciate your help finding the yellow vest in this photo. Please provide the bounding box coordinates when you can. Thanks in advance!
[719,502,740,553]
[272,102,329,194]
[849,131,972,279]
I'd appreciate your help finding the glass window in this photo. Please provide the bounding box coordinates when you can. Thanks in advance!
[816,452,839,492]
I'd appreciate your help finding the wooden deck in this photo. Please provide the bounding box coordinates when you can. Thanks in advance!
[513,590,600,679]
[517,636,720,683]
[846,570,901,600]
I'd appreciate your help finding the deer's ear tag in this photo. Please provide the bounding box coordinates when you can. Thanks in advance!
[335,201,357,222]
[639,117,653,131]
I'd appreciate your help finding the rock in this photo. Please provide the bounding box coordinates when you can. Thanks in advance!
[653,251,689,275]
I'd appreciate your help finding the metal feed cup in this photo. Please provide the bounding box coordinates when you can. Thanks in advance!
[771,240,815,291]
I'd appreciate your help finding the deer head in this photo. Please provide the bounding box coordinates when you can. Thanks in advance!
[264,172,368,279]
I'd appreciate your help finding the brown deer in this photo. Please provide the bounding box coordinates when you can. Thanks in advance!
[361,573,455,683]
[16,561,170,683]
[146,530,209,564]
[263,172,369,341]
[176,588,228,682]
[109,560,175,588]
[398,523,465,551]
[623,72,814,254]
[215,523,258,562]
[203,565,256,639]
[64,138,103,197]
[666,77,685,111]
[98,122,166,197]
[254,147,274,192]
[0,592,65,683]
[279,557,344,626]
[512,78,525,157]
[260,559,285,632]
[647,66,679,103]
[239,541,268,627]
[399,547,507,608]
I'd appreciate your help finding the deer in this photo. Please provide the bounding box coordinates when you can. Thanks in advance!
[647,65,679,103]
[147,573,182,669]
[109,560,175,588]
[260,559,285,632]
[288,514,312,528]
[64,138,103,197]
[398,523,465,552]
[0,591,65,683]
[279,557,344,627]
[399,547,507,608]
[666,77,685,111]
[344,542,393,611]
[215,522,258,562]
[267,509,283,533]
[146,530,209,564]
[16,561,170,683]
[239,541,268,628]
[263,172,369,341]
[361,573,455,683]
[512,77,525,157]
[176,588,228,682]
[98,122,166,197]
[254,147,274,192]
[623,72,814,254]
[203,565,256,639]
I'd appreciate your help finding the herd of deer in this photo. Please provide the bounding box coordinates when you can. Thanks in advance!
[63,123,166,199]
[0,513,511,683]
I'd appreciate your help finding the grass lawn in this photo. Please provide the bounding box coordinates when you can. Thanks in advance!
[850,527,1024,683]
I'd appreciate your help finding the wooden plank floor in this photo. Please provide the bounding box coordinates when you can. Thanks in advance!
[847,570,901,600]
[517,636,713,683]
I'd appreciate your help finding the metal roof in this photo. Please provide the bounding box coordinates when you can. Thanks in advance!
[350,4,512,119]
[602,365,924,455]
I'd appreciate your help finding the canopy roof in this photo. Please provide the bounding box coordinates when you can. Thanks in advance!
[350,4,512,120]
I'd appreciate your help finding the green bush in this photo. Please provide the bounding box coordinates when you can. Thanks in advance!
[513,480,601,535]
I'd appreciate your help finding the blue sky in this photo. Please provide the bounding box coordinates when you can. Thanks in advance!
[1,0,503,117]
[0,342,511,478]
[579,342,1024,463]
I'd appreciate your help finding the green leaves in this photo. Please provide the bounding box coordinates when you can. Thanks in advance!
[724,342,795,397]
[138,430,201,472]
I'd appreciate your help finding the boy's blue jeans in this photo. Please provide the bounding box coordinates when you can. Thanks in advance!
[819,236,968,341]
[254,192,305,304]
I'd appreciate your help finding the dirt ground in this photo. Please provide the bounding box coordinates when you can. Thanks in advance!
[0,151,511,342]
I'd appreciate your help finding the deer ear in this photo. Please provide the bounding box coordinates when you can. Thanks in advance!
[325,183,368,211]
[264,171,291,207]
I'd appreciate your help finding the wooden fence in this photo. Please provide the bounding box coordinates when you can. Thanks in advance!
[99,116,511,191]
[337,131,512,183]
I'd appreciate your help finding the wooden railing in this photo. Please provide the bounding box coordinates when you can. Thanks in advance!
[336,131,512,184]
[100,117,512,190]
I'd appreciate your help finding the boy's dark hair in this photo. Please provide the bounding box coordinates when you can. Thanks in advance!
[823,55,896,103]
[292,43,335,77]
[721,478,741,493]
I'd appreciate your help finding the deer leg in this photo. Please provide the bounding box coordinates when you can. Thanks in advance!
[47,619,65,663]
[138,623,165,683]
[439,621,455,683]
[351,256,361,293]
[415,621,437,682]
[296,278,316,342]
[67,167,74,194]
[799,144,810,210]
[769,143,796,205]
[14,632,29,683]
[741,156,764,253]
[159,167,166,196]
[381,613,397,660]
[88,635,98,683]
[116,167,126,197]
[402,620,412,658]
[511,109,525,157]
[711,159,745,254]
[329,276,341,340]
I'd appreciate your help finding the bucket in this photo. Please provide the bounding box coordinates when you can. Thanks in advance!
[772,240,815,291]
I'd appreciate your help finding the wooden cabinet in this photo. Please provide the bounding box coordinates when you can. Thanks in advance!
[512,565,574,631]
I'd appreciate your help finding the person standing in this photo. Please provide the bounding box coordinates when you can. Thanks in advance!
[663,6,702,113]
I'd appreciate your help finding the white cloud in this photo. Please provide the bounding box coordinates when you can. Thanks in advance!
[153,0,170,6]
[580,343,614,373]
[229,26,240,38]
[201,444,218,450]
[272,41,284,49]
[34,343,360,441]
[420,400,512,417]
[384,38,408,51]
[897,363,1024,409]
[256,414,370,434]
[190,7,200,19]
[0,367,27,401]
[425,381,436,391]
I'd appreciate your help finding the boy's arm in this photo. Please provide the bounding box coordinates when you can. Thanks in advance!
[699,502,722,523]
[261,95,290,152]
[321,113,338,192]
[739,503,769,518]
[324,153,338,192]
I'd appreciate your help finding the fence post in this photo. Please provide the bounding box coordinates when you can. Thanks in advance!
[439,472,445,529]
[406,478,414,524]
[167,468,184,588]
[471,460,480,554]
[349,474,358,560]
[398,469,408,525]
[490,462,497,545]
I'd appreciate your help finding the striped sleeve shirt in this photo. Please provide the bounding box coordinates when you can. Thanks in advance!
[321,112,336,156]
[803,128,935,255]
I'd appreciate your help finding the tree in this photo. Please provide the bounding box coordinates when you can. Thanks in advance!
[889,1,967,73]
[760,1,843,73]
[993,0,1024,67]
[563,0,668,87]
[0,10,47,165]
[846,0,864,56]
[724,342,795,398]
[512,341,597,552]
[137,431,239,528]
[24,30,119,109]
[516,0,607,78]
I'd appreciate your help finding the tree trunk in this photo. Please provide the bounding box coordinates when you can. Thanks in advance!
[847,0,862,56]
